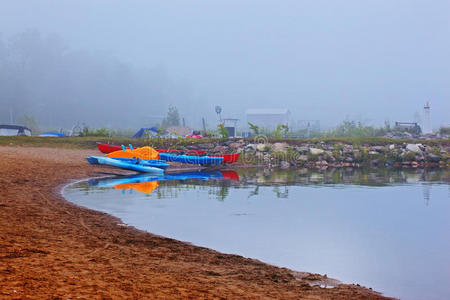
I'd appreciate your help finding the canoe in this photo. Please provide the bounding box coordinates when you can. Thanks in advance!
[86,156,164,174]
[158,153,223,165]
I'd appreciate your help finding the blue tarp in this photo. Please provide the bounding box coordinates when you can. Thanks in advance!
[39,132,66,137]
[132,127,159,138]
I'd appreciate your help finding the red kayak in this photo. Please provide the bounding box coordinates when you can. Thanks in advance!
[96,143,239,163]
[97,143,205,155]
[210,154,240,163]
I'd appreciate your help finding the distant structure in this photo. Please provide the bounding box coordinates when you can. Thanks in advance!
[422,102,432,134]
[295,120,320,137]
[394,122,421,134]
[222,118,239,137]
[246,109,290,131]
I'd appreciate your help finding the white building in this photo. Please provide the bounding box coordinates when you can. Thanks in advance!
[245,109,291,131]
[422,102,432,134]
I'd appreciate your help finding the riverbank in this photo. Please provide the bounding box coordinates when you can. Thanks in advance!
[1,136,448,169]
[0,146,392,299]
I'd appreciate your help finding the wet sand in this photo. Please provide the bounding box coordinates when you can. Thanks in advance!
[0,146,393,299]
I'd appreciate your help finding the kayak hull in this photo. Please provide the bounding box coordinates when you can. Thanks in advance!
[86,156,165,174]
[159,153,223,165]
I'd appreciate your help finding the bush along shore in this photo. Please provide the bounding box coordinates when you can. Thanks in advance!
[186,140,450,169]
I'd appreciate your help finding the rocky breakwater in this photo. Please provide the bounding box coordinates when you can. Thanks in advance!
[185,140,449,169]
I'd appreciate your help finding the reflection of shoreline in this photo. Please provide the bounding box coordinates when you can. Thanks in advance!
[236,167,449,187]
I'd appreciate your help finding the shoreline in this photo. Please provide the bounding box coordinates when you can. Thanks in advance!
[0,146,393,299]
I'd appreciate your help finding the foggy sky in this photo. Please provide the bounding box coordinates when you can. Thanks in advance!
[1,0,449,130]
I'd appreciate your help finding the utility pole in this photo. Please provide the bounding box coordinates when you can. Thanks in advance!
[9,106,14,124]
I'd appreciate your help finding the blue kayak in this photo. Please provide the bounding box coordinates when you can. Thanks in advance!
[159,153,223,165]
[87,156,169,169]
[86,156,164,174]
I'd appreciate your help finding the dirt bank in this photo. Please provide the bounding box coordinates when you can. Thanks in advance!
[0,146,392,299]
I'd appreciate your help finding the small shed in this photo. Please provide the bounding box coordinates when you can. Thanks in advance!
[0,124,32,136]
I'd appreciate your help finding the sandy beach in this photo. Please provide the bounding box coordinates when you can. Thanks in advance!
[0,146,392,299]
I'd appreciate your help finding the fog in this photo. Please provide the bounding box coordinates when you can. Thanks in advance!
[1,0,449,130]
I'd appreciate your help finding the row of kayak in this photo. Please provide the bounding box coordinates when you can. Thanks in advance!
[96,143,240,163]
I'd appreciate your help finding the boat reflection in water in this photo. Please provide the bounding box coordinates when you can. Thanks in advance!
[88,170,240,195]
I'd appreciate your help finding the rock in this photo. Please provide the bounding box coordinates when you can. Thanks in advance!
[272,142,289,153]
[344,157,353,163]
[256,143,268,152]
[368,151,378,155]
[213,145,227,153]
[229,142,242,150]
[343,145,353,154]
[297,155,308,161]
[427,153,441,162]
[406,144,422,153]
[280,161,290,169]
[370,159,379,167]
[245,144,257,151]
[197,143,215,149]
[370,146,385,153]
[309,148,324,155]
[296,146,309,153]
[389,144,395,150]
[317,160,328,166]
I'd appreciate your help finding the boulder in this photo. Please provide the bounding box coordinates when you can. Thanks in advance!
[343,145,353,154]
[272,142,289,153]
[344,157,354,163]
[280,161,290,169]
[296,146,309,153]
[245,144,257,151]
[213,145,227,153]
[229,142,242,150]
[427,153,441,162]
[297,155,308,161]
[257,143,269,152]
[370,146,386,153]
[406,144,422,153]
[197,143,215,149]
[309,148,324,155]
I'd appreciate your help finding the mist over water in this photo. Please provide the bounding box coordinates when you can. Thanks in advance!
[1,1,449,130]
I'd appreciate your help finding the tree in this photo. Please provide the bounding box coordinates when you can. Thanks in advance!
[161,105,180,128]
[274,124,289,138]
[248,122,260,135]
[217,123,229,139]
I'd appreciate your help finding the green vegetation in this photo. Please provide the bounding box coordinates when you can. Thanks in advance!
[324,120,390,138]
[161,105,181,129]
[248,122,261,135]
[217,124,229,139]
[78,127,110,137]
[273,124,289,138]
[440,127,450,135]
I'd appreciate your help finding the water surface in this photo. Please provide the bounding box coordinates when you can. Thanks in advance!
[63,168,450,300]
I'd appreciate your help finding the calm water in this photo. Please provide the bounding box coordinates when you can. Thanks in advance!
[63,168,450,300]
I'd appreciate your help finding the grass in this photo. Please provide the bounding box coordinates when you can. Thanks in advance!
[0,136,448,150]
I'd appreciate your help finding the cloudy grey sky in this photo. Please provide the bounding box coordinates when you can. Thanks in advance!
[1,0,449,129]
